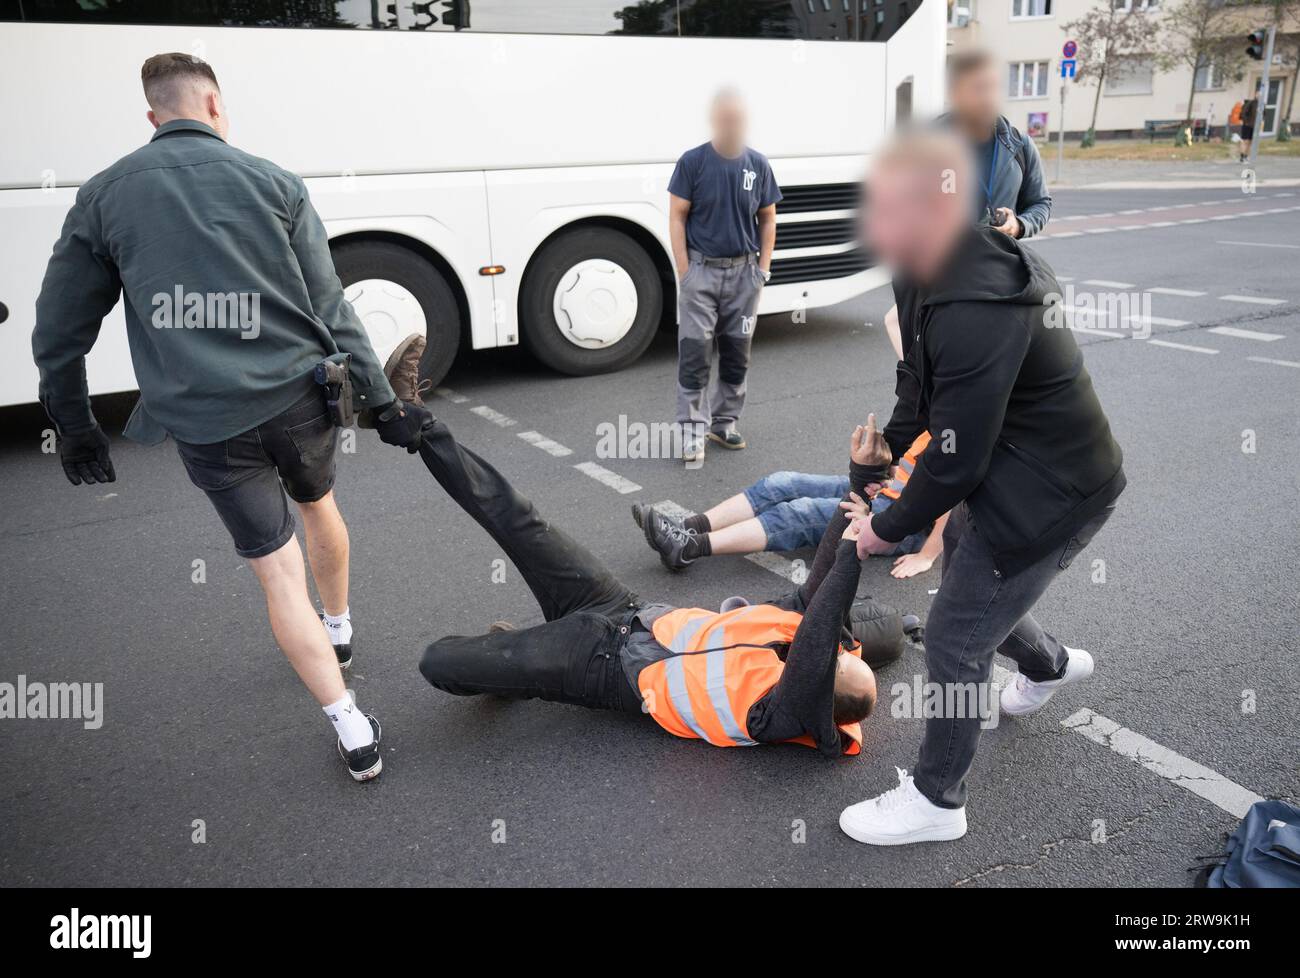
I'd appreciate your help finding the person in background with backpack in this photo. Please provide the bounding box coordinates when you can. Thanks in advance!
[883,48,1053,360]
[1239,97,1259,163]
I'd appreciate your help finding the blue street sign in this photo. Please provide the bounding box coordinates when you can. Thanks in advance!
[1061,58,1077,79]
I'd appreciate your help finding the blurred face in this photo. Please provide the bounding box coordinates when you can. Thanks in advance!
[862,159,969,284]
[949,61,1001,135]
[711,95,747,155]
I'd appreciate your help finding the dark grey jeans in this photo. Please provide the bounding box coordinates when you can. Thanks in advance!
[675,250,764,441]
[915,502,1115,809]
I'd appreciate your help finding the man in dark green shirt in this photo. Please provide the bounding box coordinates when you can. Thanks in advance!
[32,53,430,782]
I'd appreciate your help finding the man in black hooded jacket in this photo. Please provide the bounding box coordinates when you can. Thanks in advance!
[838,130,1126,846]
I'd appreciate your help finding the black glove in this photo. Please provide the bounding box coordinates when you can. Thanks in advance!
[374,400,433,453]
[58,425,116,485]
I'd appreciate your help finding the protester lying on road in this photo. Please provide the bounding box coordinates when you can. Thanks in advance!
[634,428,948,580]
[416,418,895,756]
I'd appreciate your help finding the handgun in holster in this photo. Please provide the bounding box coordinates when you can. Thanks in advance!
[313,353,355,428]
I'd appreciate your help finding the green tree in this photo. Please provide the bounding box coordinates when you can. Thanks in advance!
[1156,0,1247,135]
[1063,1,1151,146]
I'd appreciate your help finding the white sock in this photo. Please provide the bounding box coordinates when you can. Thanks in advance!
[323,691,373,751]
[322,608,352,647]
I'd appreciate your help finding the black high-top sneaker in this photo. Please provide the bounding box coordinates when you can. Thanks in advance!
[338,714,382,782]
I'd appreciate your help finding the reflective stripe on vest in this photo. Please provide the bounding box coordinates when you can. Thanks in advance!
[639,604,863,753]
[879,430,932,501]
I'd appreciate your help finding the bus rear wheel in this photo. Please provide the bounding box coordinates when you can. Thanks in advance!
[332,240,461,387]
[520,227,662,376]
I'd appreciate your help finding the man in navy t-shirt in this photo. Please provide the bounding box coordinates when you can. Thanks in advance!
[668,89,781,468]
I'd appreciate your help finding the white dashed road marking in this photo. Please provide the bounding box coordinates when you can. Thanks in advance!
[1248,356,1300,369]
[1208,326,1285,342]
[1216,240,1300,249]
[517,430,573,457]
[1147,339,1219,355]
[574,461,641,494]
[1082,279,1136,289]
[470,405,517,427]
[1218,294,1287,306]
[433,386,468,403]
[1062,710,1264,819]
[1147,287,1206,297]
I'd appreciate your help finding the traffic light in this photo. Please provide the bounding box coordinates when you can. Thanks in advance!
[441,0,470,30]
[1246,29,1267,61]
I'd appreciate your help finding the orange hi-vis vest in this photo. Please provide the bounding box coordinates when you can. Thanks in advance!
[878,430,932,503]
[637,604,864,754]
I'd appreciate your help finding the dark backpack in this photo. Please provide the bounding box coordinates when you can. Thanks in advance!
[1199,800,1300,888]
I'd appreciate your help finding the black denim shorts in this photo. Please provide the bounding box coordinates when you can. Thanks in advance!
[176,391,339,558]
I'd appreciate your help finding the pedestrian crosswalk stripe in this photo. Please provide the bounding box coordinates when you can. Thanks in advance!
[1208,326,1285,342]
[1247,356,1300,368]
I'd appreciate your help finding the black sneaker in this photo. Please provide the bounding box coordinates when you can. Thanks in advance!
[707,430,746,450]
[338,714,382,782]
[320,615,353,671]
[642,505,697,572]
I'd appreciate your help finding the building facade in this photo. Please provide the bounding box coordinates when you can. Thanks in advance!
[947,0,1297,139]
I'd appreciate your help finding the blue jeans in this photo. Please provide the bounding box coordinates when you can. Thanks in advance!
[742,471,926,554]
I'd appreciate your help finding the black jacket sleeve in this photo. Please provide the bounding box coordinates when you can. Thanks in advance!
[882,353,926,462]
[871,302,1031,543]
[748,540,863,756]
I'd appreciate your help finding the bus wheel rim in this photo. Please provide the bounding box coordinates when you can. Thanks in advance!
[552,259,639,350]
[343,278,428,363]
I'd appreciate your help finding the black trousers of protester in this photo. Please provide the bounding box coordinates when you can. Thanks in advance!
[416,419,644,714]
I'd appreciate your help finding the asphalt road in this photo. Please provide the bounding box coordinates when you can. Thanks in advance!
[2,184,1297,887]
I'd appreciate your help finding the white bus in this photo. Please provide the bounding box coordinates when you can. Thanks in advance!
[0,0,944,406]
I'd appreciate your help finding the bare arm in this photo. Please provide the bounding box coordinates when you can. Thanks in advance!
[756,203,777,274]
[669,193,692,281]
[889,510,948,579]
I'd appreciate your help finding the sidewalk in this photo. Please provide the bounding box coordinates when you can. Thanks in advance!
[1045,155,1300,190]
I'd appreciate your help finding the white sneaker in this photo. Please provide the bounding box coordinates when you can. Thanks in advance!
[1000,647,1094,717]
[839,767,967,846]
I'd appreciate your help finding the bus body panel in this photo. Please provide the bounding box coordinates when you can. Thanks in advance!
[0,4,945,407]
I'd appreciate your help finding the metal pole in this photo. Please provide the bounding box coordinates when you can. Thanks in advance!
[1056,78,1066,183]
[1248,25,1277,166]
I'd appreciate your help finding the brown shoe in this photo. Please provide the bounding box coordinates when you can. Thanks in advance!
[358,333,429,428]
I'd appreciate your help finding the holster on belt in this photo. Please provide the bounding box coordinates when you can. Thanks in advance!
[313,352,355,428]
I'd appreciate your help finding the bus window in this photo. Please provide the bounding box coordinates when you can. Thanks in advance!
[1,1,918,42]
